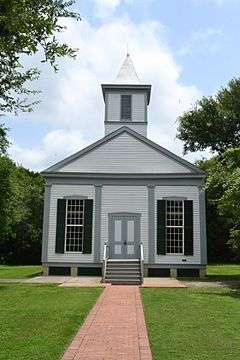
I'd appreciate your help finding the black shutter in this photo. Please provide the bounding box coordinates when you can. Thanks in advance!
[184,200,194,255]
[121,95,132,120]
[55,199,66,254]
[83,199,93,254]
[157,200,166,255]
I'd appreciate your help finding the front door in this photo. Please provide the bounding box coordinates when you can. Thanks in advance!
[109,213,140,259]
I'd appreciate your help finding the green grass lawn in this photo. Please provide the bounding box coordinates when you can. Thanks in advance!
[0,265,42,279]
[207,264,240,279]
[0,284,102,360]
[141,287,240,360]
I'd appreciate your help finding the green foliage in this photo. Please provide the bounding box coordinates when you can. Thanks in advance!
[0,0,80,114]
[228,230,240,257]
[0,156,44,264]
[198,149,240,260]
[177,78,240,154]
[0,156,14,242]
[0,123,10,154]
[178,76,240,260]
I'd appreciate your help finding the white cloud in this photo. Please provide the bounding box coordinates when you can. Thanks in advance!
[9,129,89,170]
[91,0,122,19]
[178,27,222,56]
[10,15,203,171]
[193,0,240,6]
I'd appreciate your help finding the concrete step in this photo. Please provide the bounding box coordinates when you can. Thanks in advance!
[107,259,139,262]
[107,261,140,265]
[106,270,140,275]
[107,264,140,268]
[105,278,141,285]
[105,274,141,281]
[107,264,140,269]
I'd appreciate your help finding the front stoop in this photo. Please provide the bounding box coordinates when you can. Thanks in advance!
[104,259,142,285]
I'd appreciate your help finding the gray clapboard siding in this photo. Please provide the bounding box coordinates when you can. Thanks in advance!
[59,132,191,173]
[47,185,95,263]
[107,93,120,122]
[132,94,145,122]
[105,123,147,136]
[106,93,146,122]
[154,186,201,264]
[100,186,148,261]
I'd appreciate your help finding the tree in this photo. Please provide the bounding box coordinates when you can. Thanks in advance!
[197,149,240,260]
[0,123,9,154]
[0,0,80,114]
[177,77,240,260]
[177,78,240,154]
[0,156,14,249]
[0,157,44,264]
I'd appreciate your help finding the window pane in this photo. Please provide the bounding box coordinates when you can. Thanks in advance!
[165,200,184,254]
[121,95,132,120]
[65,199,84,252]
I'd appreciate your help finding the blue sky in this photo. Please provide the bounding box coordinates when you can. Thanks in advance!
[7,0,240,171]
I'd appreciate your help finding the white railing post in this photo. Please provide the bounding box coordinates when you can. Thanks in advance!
[102,241,109,282]
[139,242,144,285]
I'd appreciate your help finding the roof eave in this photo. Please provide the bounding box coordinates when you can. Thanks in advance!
[101,84,152,104]
[41,171,205,179]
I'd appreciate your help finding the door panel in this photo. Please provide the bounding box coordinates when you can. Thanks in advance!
[113,219,123,257]
[126,220,135,256]
[114,220,122,242]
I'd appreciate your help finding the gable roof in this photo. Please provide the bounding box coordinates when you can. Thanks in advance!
[42,127,205,176]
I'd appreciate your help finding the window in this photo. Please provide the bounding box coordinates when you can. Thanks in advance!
[65,199,85,252]
[121,94,132,120]
[166,200,184,254]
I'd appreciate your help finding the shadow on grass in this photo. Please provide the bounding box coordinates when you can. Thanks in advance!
[198,288,240,300]
[208,275,240,280]
[0,284,15,291]
[24,271,42,278]
[179,276,240,290]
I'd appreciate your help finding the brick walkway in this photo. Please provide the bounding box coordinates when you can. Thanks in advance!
[61,286,152,360]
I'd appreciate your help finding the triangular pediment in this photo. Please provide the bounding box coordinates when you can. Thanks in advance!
[43,127,204,175]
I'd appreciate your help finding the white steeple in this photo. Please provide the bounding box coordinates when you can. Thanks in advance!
[102,53,151,137]
[114,53,140,84]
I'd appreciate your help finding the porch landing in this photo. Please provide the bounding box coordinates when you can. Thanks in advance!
[61,286,152,360]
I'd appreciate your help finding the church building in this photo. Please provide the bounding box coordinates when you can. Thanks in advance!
[41,54,207,283]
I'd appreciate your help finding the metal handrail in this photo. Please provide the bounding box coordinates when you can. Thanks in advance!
[139,242,144,284]
[102,241,109,282]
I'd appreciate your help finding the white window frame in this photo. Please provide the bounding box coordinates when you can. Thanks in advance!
[65,199,85,253]
[165,200,184,255]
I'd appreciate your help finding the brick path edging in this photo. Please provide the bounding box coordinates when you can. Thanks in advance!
[135,287,153,360]
[61,285,152,360]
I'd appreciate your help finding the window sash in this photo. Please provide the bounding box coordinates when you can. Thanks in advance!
[65,199,85,253]
[121,95,132,120]
[165,200,184,255]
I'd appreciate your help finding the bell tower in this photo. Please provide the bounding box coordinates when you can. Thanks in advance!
[101,53,151,137]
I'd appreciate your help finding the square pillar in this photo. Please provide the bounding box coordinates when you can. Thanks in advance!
[170,268,177,278]
[42,265,49,276]
[199,267,207,278]
[71,266,78,277]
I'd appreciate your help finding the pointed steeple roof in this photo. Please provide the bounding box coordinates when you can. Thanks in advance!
[114,53,140,84]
